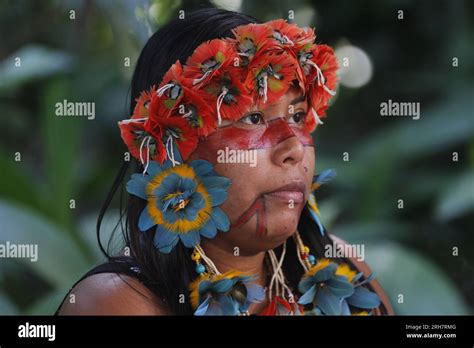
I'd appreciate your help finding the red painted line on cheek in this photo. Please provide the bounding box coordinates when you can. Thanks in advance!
[231,196,267,236]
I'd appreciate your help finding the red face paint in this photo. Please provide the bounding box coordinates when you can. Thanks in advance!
[231,196,267,236]
[195,117,313,159]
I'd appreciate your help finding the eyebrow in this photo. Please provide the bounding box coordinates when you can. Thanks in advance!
[290,95,306,105]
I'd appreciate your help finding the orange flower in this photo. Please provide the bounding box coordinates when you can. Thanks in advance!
[118,118,167,164]
[131,85,157,119]
[153,61,189,115]
[155,115,199,161]
[168,86,217,137]
[201,66,253,122]
[266,19,302,47]
[307,44,339,119]
[184,39,236,88]
[231,23,276,65]
[244,50,297,107]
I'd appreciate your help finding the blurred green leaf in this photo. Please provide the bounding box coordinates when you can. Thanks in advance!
[25,289,67,315]
[0,200,91,288]
[332,221,412,243]
[365,242,470,315]
[40,78,82,230]
[436,170,474,221]
[79,209,121,260]
[0,45,75,91]
[0,292,18,315]
[0,150,44,213]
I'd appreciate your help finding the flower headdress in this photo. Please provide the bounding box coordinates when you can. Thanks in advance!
[117,19,383,316]
[118,19,339,169]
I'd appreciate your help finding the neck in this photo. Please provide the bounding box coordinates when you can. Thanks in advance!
[200,239,267,289]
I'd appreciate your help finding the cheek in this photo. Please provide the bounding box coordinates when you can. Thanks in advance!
[209,159,264,223]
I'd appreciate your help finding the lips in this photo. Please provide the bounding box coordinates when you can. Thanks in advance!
[264,181,306,204]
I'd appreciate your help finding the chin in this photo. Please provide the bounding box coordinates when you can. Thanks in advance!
[265,209,301,239]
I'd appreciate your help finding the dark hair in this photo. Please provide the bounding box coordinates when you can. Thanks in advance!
[97,8,336,315]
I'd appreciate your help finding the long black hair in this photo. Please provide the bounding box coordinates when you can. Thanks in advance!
[97,8,336,315]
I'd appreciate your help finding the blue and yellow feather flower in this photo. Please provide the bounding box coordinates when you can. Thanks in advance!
[189,270,265,315]
[308,169,336,236]
[126,150,232,253]
[298,258,381,315]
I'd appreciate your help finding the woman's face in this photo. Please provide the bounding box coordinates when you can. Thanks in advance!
[188,85,315,255]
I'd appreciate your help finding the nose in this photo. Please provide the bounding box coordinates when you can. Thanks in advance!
[271,129,305,168]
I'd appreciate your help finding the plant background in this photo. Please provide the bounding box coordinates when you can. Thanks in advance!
[0,0,473,315]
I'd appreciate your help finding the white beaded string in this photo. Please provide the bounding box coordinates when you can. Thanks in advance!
[193,69,212,86]
[195,244,221,276]
[216,87,229,126]
[119,117,147,124]
[307,59,336,96]
[294,230,311,272]
[267,241,293,301]
[165,135,180,167]
[139,135,152,175]
[312,108,324,125]
[156,83,174,97]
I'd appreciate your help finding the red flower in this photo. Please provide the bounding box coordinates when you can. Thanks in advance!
[307,44,339,119]
[266,19,303,47]
[167,86,217,137]
[244,50,297,107]
[230,23,276,65]
[154,115,199,161]
[201,66,253,122]
[118,118,166,164]
[153,61,189,115]
[148,61,216,138]
[184,39,236,88]
[260,296,304,316]
[131,85,157,119]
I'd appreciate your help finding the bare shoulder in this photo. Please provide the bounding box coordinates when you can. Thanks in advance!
[58,273,169,315]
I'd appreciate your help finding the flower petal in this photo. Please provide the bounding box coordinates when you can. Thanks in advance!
[327,276,355,298]
[346,286,381,309]
[313,263,337,283]
[126,174,148,200]
[199,218,217,239]
[341,299,351,315]
[211,207,230,232]
[201,176,232,192]
[297,284,317,305]
[179,230,201,248]
[245,283,266,302]
[298,275,314,293]
[212,278,235,293]
[146,161,164,176]
[153,225,179,253]
[218,294,240,315]
[138,208,155,231]
[208,188,229,206]
[315,285,342,315]
[194,296,211,316]
[189,159,214,176]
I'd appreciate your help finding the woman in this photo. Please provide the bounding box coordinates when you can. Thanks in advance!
[57,8,393,316]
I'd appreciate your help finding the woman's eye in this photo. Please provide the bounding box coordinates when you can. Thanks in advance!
[240,112,265,125]
[289,111,307,124]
